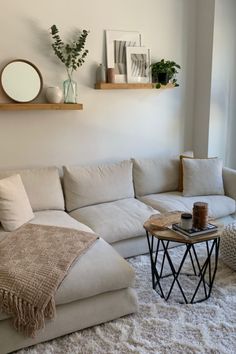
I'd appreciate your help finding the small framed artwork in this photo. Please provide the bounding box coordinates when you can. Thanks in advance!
[106,30,142,83]
[126,46,151,83]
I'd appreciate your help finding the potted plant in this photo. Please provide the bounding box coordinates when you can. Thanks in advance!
[50,25,89,103]
[150,59,181,88]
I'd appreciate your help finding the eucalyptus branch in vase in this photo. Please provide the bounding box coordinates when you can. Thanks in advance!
[50,24,89,103]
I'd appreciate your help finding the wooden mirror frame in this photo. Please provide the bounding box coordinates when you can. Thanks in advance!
[0,59,43,103]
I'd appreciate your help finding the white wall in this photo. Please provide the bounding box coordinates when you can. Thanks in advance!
[192,0,215,158]
[0,0,196,169]
[193,0,236,164]
[208,0,236,167]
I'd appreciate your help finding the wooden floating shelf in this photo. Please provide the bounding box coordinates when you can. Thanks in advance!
[95,82,175,90]
[0,103,83,111]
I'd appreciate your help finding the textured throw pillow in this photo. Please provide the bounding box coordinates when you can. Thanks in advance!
[0,174,34,231]
[178,152,194,192]
[182,158,224,196]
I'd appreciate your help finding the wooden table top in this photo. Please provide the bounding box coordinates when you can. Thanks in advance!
[144,219,223,244]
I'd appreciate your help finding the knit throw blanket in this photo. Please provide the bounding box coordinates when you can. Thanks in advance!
[0,223,97,337]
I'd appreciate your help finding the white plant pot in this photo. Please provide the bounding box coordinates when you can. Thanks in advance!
[45,86,63,103]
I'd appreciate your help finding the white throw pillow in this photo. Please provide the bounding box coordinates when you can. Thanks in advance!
[0,174,34,231]
[182,158,224,196]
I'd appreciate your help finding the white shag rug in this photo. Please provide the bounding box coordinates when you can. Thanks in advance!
[16,245,236,354]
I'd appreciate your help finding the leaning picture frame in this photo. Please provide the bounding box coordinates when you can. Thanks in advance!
[105,30,142,83]
[126,46,151,83]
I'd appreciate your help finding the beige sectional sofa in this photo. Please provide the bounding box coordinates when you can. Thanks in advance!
[0,156,236,353]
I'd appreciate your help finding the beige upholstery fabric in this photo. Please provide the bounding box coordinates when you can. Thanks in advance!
[178,152,194,191]
[55,238,135,305]
[69,198,158,244]
[0,174,34,231]
[223,167,236,201]
[0,210,94,244]
[139,192,236,219]
[0,167,64,211]
[182,158,224,196]
[113,236,179,258]
[63,160,134,212]
[0,287,138,354]
[31,210,93,233]
[132,156,179,196]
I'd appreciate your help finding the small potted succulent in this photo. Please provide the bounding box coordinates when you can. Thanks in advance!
[150,59,181,88]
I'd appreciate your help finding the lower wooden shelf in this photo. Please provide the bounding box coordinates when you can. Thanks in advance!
[95,82,175,90]
[0,103,83,111]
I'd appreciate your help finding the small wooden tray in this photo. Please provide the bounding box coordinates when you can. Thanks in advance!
[144,211,183,231]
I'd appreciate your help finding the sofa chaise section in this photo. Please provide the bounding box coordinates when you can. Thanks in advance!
[0,232,137,354]
[0,166,138,354]
[63,160,158,258]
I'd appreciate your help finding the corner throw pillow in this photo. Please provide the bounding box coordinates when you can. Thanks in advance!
[0,174,34,231]
[178,151,194,192]
[182,158,224,197]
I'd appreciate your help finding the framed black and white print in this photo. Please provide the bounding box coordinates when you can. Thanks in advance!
[126,47,151,83]
[106,30,142,83]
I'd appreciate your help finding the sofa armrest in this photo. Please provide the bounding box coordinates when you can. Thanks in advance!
[223,167,236,201]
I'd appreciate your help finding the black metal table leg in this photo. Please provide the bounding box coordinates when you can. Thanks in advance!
[146,229,220,304]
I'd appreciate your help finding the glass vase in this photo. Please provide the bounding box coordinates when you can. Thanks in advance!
[63,73,77,103]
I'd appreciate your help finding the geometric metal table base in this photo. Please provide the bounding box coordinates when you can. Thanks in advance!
[146,231,220,304]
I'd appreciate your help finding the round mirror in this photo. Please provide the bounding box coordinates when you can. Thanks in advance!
[1,60,43,102]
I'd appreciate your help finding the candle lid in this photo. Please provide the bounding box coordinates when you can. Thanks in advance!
[181,213,192,219]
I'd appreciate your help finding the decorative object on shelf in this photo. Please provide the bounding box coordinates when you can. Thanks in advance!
[45,86,63,103]
[50,24,89,103]
[107,68,115,84]
[0,59,43,103]
[63,77,77,103]
[106,30,141,83]
[126,46,151,83]
[96,64,106,83]
[107,68,115,83]
[150,59,181,88]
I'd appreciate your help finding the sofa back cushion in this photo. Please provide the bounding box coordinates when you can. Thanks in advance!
[0,167,64,211]
[132,156,180,196]
[63,160,134,211]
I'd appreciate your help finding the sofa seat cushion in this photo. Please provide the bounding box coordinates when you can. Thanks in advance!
[0,210,94,243]
[30,210,93,233]
[139,192,236,219]
[69,198,158,244]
